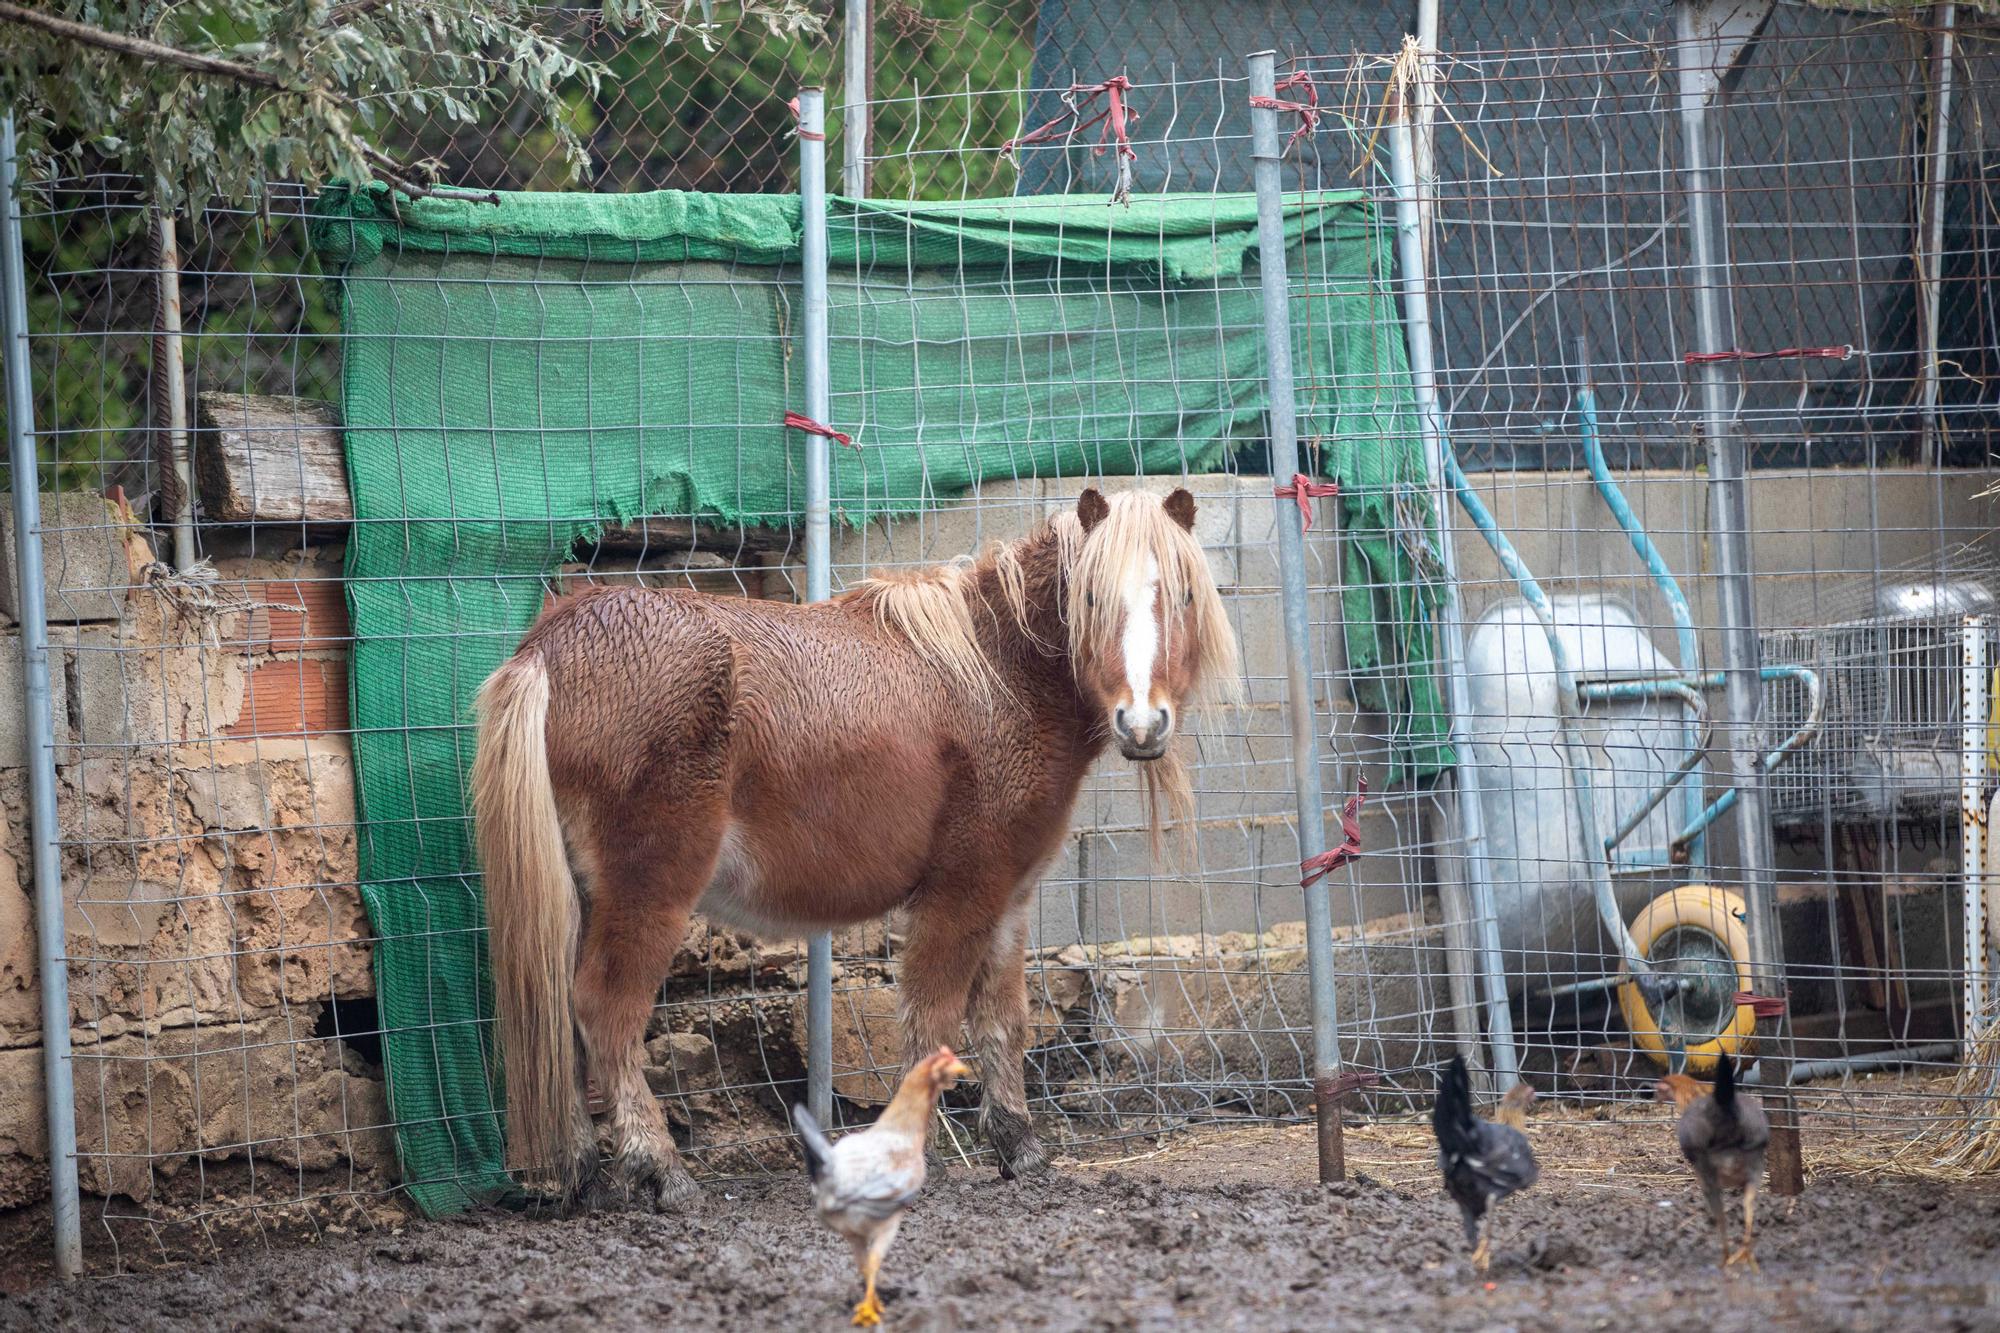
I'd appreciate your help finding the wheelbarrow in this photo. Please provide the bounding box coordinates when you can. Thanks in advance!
[1443,339,1824,1075]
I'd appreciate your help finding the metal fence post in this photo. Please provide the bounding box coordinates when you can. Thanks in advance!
[1384,48,1521,1090]
[2,111,84,1280]
[151,213,194,572]
[1673,1,1803,1196]
[842,0,871,198]
[1917,1,1957,468]
[1248,50,1351,1184]
[798,88,836,1130]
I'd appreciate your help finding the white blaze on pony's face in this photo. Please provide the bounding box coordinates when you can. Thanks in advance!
[1067,487,1242,761]
[1115,553,1167,755]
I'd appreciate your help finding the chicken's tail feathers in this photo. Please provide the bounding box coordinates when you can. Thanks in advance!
[1431,1054,1479,1155]
[791,1103,833,1184]
[1713,1051,1738,1116]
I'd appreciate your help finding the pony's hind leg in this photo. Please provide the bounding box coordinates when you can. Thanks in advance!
[966,903,1049,1179]
[572,819,717,1211]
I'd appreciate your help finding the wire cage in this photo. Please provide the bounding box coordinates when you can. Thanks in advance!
[1762,545,2000,826]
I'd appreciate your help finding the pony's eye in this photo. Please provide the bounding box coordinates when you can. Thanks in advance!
[1184,590,1194,606]
[1085,591,1095,608]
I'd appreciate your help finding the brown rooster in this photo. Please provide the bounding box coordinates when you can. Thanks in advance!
[792,1047,971,1326]
[1655,1052,1770,1271]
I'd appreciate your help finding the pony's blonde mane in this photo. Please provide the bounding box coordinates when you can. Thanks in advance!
[1064,491,1244,711]
[849,558,1005,704]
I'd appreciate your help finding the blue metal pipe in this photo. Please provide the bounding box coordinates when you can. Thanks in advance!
[1668,664,1824,858]
[1574,341,1706,866]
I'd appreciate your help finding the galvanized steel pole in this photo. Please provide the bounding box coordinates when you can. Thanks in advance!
[2,111,84,1279]
[841,0,870,199]
[1673,2,1802,1195]
[1384,58,1521,1091]
[1248,51,1351,1183]
[798,89,836,1129]
[1917,2,1956,467]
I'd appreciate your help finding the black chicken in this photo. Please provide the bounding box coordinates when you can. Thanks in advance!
[1431,1055,1539,1274]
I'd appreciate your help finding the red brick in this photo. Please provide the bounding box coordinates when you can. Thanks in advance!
[241,580,350,653]
[227,659,349,738]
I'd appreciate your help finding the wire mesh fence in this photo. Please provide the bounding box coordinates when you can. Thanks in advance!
[1,0,1997,1273]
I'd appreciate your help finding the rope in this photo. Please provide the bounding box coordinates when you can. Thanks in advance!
[785,97,826,141]
[1683,345,1853,365]
[1001,75,1139,161]
[783,410,855,448]
[1275,473,1340,530]
[1300,777,1368,888]
[1000,75,1140,201]
[1248,70,1320,155]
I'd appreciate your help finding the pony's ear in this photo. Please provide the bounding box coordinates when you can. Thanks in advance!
[1076,488,1110,533]
[1163,488,1197,532]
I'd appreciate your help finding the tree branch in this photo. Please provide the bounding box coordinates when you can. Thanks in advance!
[328,0,397,27]
[0,0,302,94]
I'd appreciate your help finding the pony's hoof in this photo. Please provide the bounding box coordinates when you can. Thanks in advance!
[620,1156,700,1212]
[997,1133,1051,1181]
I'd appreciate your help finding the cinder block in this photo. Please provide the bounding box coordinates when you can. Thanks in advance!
[0,632,73,766]
[832,481,1046,584]
[1078,822,1279,943]
[0,492,128,624]
[1087,920,1449,1092]
[55,623,247,751]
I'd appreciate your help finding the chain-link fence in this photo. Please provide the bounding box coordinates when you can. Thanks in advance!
[2,0,1997,1277]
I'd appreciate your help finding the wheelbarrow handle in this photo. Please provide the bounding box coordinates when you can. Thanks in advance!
[1666,664,1823,858]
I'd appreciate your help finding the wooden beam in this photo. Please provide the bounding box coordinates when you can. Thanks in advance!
[193,391,787,552]
[195,392,351,524]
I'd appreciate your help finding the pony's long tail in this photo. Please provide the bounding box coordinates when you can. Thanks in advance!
[472,652,587,1201]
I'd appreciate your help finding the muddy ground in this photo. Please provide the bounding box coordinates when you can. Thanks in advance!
[5,1117,1999,1332]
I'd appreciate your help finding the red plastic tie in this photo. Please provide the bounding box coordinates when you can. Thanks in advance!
[786,97,826,141]
[1275,474,1340,530]
[1300,777,1368,888]
[1249,71,1320,154]
[1683,345,1852,365]
[1001,75,1139,164]
[783,410,854,448]
[1322,1070,1381,1101]
[1732,991,1788,1019]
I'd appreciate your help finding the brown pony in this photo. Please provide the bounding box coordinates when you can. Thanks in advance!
[471,487,1240,1209]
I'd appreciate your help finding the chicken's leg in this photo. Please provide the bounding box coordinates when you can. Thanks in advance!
[1470,1213,1492,1274]
[1701,1178,1731,1269]
[851,1249,884,1328]
[1725,1181,1761,1273]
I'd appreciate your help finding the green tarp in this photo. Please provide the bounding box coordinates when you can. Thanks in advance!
[308,183,1449,1215]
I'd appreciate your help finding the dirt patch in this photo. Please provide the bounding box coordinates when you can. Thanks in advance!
[5,1120,1999,1331]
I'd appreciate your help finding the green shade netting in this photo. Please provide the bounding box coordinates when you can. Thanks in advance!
[308,183,1449,1215]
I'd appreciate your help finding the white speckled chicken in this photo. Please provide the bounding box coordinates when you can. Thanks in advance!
[792,1047,970,1326]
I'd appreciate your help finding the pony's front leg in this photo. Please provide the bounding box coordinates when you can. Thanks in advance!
[966,903,1049,1179]
[895,904,992,1170]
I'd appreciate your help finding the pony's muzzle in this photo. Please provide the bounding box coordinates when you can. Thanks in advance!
[1112,703,1172,760]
